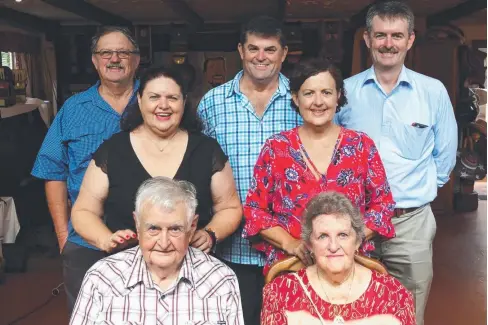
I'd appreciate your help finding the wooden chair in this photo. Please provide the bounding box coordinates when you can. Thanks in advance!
[265,254,388,284]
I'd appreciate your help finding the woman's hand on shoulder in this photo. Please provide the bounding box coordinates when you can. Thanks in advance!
[282,238,314,266]
[102,229,137,253]
[191,229,213,253]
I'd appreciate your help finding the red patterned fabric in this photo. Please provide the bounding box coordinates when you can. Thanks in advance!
[243,127,395,275]
[262,269,416,325]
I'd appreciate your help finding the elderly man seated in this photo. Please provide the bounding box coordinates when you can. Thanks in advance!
[70,177,244,325]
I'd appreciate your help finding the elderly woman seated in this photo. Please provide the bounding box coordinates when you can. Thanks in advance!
[70,177,244,325]
[262,192,415,325]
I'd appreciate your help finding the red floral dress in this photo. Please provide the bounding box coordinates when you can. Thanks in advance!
[261,269,416,325]
[243,127,395,275]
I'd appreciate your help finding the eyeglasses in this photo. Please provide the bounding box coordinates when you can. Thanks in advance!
[93,50,140,59]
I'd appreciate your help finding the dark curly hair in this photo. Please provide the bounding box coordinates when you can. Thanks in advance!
[120,65,203,133]
[289,58,348,113]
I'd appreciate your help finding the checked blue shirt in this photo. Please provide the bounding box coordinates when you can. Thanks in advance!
[197,71,302,266]
[31,81,139,249]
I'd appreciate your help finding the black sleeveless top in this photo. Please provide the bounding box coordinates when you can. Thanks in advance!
[93,131,228,232]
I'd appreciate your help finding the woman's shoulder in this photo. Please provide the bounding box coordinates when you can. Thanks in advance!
[341,128,376,146]
[189,132,218,145]
[264,268,306,292]
[187,132,224,154]
[96,131,130,152]
[265,127,298,146]
[106,131,130,144]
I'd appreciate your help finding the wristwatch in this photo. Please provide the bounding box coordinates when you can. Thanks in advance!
[204,228,218,249]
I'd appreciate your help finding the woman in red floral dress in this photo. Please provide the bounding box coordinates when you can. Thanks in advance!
[243,59,396,276]
[261,192,415,325]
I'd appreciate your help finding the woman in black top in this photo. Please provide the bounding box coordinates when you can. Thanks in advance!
[71,66,242,254]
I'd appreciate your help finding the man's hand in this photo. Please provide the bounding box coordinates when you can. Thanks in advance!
[282,238,314,266]
[101,229,137,253]
[191,229,213,253]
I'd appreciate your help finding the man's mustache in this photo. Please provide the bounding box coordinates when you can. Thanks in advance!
[378,47,398,54]
[106,63,124,69]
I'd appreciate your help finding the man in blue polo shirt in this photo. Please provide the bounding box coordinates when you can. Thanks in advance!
[334,2,457,324]
[31,26,140,313]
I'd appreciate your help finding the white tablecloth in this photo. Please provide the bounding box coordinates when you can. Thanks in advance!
[0,197,20,244]
[0,103,49,126]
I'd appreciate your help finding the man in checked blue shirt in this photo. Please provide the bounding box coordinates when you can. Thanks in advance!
[334,2,457,324]
[31,26,140,314]
[198,16,302,325]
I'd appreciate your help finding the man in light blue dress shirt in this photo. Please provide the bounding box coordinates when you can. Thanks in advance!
[335,2,457,324]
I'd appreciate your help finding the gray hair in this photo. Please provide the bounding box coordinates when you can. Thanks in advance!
[91,26,139,53]
[366,1,415,35]
[134,177,198,226]
[301,192,365,244]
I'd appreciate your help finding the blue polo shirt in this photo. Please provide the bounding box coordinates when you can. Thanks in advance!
[31,80,139,249]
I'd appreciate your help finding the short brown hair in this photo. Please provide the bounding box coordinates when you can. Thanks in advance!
[289,58,348,113]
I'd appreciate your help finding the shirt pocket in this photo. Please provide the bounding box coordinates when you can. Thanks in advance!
[68,124,110,170]
[389,121,433,160]
[190,296,228,324]
[94,296,147,325]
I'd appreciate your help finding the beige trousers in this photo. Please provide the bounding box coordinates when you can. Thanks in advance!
[375,204,437,325]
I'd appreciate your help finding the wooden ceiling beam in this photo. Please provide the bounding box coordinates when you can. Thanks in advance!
[0,5,59,37]
[162,0,204,28]
[41,0,132,26]
[346,3,372,32]
[276,0,287,21]
[427,0,486,27]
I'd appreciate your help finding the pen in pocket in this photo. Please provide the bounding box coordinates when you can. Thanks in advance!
[411,122,428,128]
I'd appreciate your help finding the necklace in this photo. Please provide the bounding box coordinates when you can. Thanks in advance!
[147,130,179,152]
[316,265,355,324]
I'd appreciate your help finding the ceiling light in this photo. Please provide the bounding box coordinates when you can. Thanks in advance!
[15,0,23,2]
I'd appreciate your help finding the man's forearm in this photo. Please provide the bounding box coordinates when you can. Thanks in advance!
[45,181,70,249]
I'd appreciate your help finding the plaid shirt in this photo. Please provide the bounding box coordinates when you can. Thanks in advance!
[197,71,302,265]
[70,246,244,325]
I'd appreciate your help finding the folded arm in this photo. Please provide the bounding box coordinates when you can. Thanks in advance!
[433,86,458,187]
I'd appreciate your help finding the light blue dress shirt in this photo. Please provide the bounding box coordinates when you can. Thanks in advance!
[335,66,457,208]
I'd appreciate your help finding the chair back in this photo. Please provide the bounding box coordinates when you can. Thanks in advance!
[265,254,388,284]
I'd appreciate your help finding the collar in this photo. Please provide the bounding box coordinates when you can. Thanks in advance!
[78,79,140,109]
[124,246,155,290]
[226,70,290,98]
[123,247,208,299]
[362,65,412,89]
